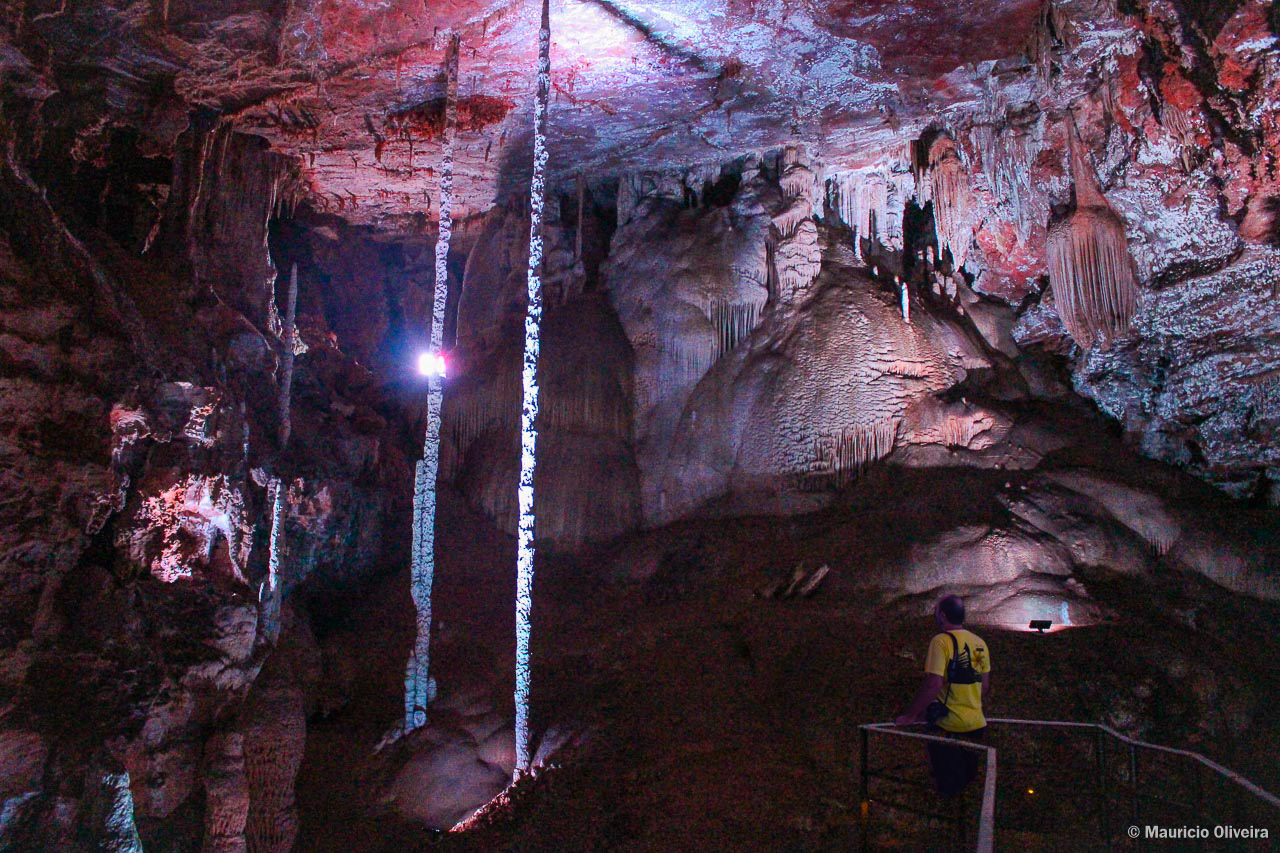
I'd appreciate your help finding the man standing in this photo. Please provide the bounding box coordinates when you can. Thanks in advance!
[895,594,991,798]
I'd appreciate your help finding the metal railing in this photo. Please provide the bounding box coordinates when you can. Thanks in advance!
[858,719,1280,851]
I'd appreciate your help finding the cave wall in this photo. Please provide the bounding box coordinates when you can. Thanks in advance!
[0,95,419,846]
[444,188,640,549]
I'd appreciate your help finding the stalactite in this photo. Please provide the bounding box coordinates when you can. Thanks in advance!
[443,349,632,474]
[937,415,988,448]
[445,368,521,454]
[278,263,298,447]
[1045,119,1138,348]
[405,32,460,734]
[884,359,932,378]
[184,395,219,446]
[1160,101,1196,172]
[708,300,760,360]
[514,0,550,780]
[799,419,900,491]
[617,172,638,225]
[969,124,1038,242]
[826,169,886,255]
[779,162,814,199]
[824,166,912,260]
[771,195,813,239]
[1027,0,1076,79]
[928,134,972,271]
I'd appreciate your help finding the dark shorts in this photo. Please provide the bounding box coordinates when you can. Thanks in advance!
[925,726,986,799]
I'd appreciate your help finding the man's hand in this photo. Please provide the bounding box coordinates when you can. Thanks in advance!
[895,673,944,727]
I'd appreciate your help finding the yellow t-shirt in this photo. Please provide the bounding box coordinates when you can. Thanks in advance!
[924,629,990,733]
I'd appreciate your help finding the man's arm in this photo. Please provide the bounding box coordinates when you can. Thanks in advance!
[894,673,944,726]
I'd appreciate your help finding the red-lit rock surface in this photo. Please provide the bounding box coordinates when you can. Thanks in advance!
[4,0,1047,225]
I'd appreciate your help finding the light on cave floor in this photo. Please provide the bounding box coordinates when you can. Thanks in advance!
[417,352,447,378]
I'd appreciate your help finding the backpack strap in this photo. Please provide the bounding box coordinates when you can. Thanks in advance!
[939,632,959,709]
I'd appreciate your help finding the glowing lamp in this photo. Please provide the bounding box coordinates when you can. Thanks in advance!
[417,352,447,378]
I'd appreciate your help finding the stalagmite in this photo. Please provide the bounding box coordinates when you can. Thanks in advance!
[261,262,298,646]
[91,766,144,853]
[514,0,549,780]
[405,33,461,734]
[928,134,972,271]
[261,478,285,645]
[1045,119,1138,348]
[898,276,910,323]
[202,732,249,853]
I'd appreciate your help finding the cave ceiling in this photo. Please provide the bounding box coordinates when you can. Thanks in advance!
[15,0,1047,230]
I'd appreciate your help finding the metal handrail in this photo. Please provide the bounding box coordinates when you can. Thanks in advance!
[858,719,1280,852]
[985,718,1280,809]
[859,722,997,853]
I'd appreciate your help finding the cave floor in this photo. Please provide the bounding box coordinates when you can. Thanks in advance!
[294,471,1280,852]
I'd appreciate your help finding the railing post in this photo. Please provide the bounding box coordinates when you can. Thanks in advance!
[1129,744,1139,832]
[859,727,869,852]
[1193,763,1204,852]
[1096,728,1111,849]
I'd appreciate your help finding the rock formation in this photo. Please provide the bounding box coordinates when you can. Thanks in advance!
[1045,120,1139,348]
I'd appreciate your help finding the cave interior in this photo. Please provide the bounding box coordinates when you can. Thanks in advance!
[1,0,1279,849]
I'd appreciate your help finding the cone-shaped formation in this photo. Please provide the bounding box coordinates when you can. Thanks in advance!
[928,134,972,271]
[1046,120,1138,348]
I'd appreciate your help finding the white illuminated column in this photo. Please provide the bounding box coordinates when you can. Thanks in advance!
[898,275,910,323]
[405,33,460,734]
[514,0,550,780]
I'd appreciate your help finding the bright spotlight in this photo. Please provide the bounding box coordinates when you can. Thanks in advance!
[417,352,447,378]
